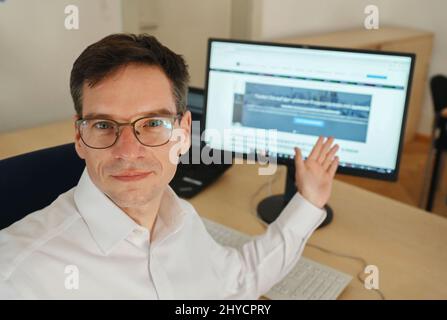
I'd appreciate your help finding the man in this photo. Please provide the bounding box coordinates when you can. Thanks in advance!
[0,34,339,299]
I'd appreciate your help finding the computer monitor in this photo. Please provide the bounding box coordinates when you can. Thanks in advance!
[187,86,205,119]
[186,86,205,149]
[203,39,414,227]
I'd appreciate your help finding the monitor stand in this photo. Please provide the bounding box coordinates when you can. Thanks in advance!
[257,164,333,228]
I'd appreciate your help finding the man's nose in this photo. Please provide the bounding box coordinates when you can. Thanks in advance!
[111,125,146,159]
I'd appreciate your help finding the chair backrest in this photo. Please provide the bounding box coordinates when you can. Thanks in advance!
[0,143,85,230]
[430,75,447,114]
[430,75,447,146]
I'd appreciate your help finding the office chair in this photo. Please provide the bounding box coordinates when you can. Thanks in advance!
[0,143,85,230]
[421,75,447,211]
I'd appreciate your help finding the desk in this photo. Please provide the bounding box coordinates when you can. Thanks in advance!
[0,119,74,159]
[1,120,447,299]
[190,164,447,300]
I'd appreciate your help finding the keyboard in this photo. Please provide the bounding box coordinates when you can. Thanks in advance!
[202,217,352,300]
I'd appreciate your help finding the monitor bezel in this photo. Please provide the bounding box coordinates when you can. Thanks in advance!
[186,86,205,115]
[202,38,415,182]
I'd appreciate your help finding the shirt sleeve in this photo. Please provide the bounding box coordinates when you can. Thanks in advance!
[206,192,326,299]
[0,278,21,299]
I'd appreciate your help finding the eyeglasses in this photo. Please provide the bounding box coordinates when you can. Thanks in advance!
[75,114,183,149]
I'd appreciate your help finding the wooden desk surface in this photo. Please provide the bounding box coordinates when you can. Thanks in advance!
[0,119,74,159]
[2,120,447,299]
[190,164,447,300]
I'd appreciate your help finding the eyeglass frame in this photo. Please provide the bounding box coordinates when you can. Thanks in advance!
[75,113,184,149]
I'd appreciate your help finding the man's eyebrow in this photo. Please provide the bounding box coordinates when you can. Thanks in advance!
[83,108,177,120]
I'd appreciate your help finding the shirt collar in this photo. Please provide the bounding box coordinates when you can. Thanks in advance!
[151,184,186,246]
[74,169,186,255]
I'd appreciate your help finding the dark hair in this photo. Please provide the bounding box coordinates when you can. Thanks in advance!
[70,33,190,116]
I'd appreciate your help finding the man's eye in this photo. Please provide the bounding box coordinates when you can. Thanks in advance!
[144,119,164,127]
[93,121,114,130]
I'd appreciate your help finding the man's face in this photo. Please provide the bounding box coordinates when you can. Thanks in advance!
[75,64,191,209]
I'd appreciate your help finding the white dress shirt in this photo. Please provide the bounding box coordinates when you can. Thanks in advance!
[0,169,325,299]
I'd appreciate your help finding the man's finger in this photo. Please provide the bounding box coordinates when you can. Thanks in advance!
[322,144,339,170]
[294,147,305,171]
[308,136,324,160]
[318,136,335,163]
[328,156,339,177]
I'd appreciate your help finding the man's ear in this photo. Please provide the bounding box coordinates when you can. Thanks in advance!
[179,110,192,154]
[73,114,85,160]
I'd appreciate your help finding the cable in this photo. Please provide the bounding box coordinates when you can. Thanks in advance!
[249,169,386,300]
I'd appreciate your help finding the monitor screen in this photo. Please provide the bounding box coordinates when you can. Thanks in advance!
[203,39,414,180]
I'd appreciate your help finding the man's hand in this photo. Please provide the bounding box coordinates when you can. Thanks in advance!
[294,136,339,209]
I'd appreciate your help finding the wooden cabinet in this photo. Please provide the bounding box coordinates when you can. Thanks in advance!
[275,26,434,143]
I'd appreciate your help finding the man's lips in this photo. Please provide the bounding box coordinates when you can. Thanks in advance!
[111,171,153,182]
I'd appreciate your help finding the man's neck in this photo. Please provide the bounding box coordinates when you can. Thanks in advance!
[121,192,164,233]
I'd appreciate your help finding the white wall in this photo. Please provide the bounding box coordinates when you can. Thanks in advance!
[255,0,447,135]
[122,0,232,88]
[0,0,122,133]
[147,0,232,88]
[2,0,444,135]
